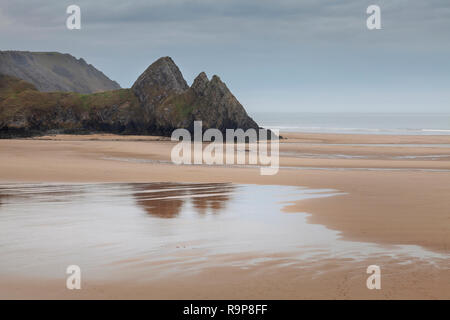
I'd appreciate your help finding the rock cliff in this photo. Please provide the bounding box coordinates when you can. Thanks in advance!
[0,51,120,93]
[0,56,260,138]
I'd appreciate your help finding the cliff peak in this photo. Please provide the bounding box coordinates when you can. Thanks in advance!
[131,56,189,112]
[132,57,188,93]
[191,72,209,94]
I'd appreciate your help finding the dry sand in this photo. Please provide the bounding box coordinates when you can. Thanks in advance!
[0,132,449,299]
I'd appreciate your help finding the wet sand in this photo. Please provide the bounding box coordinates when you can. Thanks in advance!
[0,132,449,299]
[2,255,448,300]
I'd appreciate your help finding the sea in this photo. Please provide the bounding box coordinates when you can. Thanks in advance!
[251,112,450,135]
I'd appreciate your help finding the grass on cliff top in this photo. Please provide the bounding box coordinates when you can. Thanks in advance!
[76,89,137,110]
[0,75,138,117]
[0,75,36,100]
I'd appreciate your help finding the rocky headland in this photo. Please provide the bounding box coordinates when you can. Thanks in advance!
[0,55,260,138]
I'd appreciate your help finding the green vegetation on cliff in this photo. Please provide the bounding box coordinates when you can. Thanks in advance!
[0,75,141,137]
[0,75,137,114]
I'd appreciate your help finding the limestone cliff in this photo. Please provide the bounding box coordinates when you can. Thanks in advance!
[0,56,261,138]
[0,51,120,93]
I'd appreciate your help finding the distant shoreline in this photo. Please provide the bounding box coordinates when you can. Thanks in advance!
[252,112,450,135]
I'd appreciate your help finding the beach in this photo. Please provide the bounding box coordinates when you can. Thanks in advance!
[0,132,449,299]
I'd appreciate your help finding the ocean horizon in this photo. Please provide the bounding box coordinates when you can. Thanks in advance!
[252,112,450,135]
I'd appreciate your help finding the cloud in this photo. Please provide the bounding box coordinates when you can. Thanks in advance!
[0,8,12,28]
[2,0,450,49]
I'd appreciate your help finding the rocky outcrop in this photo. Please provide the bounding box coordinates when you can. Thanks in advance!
[0,56,261,138]
[0,51,120,93]
[132,57,188,113]
[191,72,209,93]
[191,74,259,131]
[153,72,259,134]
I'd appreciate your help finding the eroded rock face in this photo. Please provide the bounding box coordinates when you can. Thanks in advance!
[154,72,259,134]
[132,57,189,115]
[191,72,209,94]
[190,73,259,132]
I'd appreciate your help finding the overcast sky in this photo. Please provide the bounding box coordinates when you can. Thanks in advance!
[1,0,449,113]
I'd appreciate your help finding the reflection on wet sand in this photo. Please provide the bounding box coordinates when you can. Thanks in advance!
[0,182,447,298]
[192,193,230,214]
[133,183,234,218]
